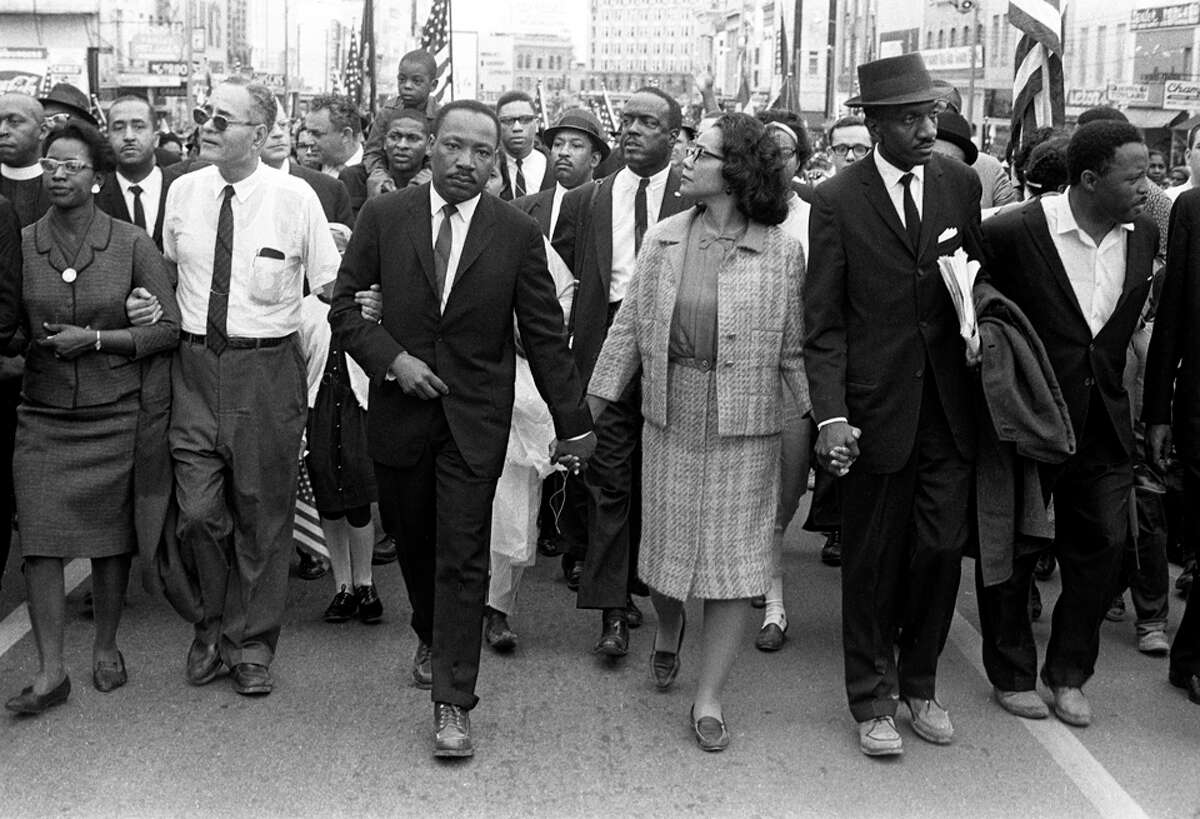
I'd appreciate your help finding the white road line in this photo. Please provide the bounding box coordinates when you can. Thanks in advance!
[0,559,92,659]
[949,611,1150,819]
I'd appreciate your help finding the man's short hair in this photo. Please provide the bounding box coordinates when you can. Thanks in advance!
[630,86,682,131]
[827,115,867,140]
[398,49,437,76]
[308,93,362,136]
[221,77,277,126]
[432,99,501,145]
[1067,120,1144,185]
[1188,123,1200,151]
[379,107,431,134]
[495,90,535,113]
[1076,106,1128,126]
[108,94,154,119]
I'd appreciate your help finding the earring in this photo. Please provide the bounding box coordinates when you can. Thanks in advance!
[91,183,101,194]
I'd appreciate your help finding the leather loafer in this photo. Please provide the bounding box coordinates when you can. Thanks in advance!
[5,675,71,715]
[412,641,433,689]
[355,584,383,624]
[858,715,903,756]
[372,536,398,565]
[1046,684,1091,726]
[484,607,517,652]
[690,705,730,752]
[993,687,1049,719]
[231,662,273,696]
[650,614,686,691]
[434,701,473,758]
[755,621,786,652]
[185,638,223,686]
[93,652,128,693]
[295,549,329,580]
[820,531,842,567]
[905,697,954,744]
[594,609,629,657]
[1169,668,1200,704]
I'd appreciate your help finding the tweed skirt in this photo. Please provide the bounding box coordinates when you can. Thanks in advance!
[14,395,139,558]
[639,363,780,601]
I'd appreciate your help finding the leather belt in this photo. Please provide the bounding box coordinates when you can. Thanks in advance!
[180,331,293,349]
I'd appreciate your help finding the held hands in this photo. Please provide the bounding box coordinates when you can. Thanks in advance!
[815,420,862,477]
[356,284,383,322]
[1147,424,1172,473]
[39,323,96,360]
[125,287,163,326]
[388,351,448,399]
[550,432,597,475]
[366,170,396,199]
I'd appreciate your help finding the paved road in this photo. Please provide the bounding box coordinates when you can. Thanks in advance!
[1,501,1198,818]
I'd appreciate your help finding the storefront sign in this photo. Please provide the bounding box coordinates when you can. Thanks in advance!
[1107,83,1151,104]
[1067,88,1106,107]
[115,72,186,88]
[1131,3,1200,30]
[921,45,983,72]
[1164,79,1200,109]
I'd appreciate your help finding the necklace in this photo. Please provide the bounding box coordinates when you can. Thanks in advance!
[46,206,96,284]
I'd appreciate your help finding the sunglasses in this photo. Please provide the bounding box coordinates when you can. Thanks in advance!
[39,158,93,175]
[192,106,256,132]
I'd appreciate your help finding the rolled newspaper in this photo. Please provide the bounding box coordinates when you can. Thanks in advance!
[936,247,982,366]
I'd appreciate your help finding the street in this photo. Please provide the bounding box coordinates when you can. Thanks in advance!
[1,501,1198,818]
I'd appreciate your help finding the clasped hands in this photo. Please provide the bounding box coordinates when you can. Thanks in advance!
[815,420,862,478]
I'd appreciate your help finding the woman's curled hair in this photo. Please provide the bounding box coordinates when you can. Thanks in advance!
[43,118,117,175]
[715,113,788,226]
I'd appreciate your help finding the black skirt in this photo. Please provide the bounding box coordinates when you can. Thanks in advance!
[304,347,376,515]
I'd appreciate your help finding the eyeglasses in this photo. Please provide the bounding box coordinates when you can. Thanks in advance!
[192,106,256,131]
[38,158,93,175]
[686,145,724,163]
[829,144,871,159]
[499,115,537,127]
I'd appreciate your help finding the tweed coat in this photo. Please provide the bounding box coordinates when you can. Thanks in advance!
[588,208,809,433]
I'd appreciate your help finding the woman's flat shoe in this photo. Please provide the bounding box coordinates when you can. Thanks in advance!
[5,675,71,714]
[93,652,127,693]
[690,705,730,752]
[650,613,686,691]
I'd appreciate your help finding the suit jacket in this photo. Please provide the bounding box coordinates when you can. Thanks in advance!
[94,163,185,250]
[330,184,591,478]
[551,165,692,384]
[1143,189,1200,455]
[513,187,556,238]
[289,162,354,228]
[804,152,983,474]
[981,196,1157,458]
[590,209,808,433]
[499,146,555,201]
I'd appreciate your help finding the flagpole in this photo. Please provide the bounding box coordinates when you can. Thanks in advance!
[446,0,455,101]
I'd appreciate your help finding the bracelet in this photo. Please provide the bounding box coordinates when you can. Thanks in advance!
[94,330,101,351]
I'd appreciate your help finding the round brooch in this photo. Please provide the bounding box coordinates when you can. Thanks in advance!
[61,268,77,284]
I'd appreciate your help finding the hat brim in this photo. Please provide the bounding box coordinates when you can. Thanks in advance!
[844,89,939,109]
[39,98,98,127]
[937,131,978,165]
[542,125,611,162]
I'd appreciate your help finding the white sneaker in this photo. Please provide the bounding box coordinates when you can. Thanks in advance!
[858,715,903,756]
[1138,630,1170,656]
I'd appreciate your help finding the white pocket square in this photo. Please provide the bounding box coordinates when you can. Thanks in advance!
[938,227,958,243]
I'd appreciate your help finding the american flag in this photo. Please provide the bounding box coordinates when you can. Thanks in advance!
[420,0,453,101]
[294,460,329,558]
[38,73,53,96]
[1009,0,1065,154]
[599,84,618,137]
[344,30,363,107]
[535,80,550,131]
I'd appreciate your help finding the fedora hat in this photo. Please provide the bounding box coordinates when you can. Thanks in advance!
[845,53,938,109]
[542,108,611,162]
[935,110,978,165]
[39,82,98,127]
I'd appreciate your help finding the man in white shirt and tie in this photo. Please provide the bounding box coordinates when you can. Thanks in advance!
[496,91,554,201]
[304,94,364,179]
[98,95,183,250]
[163,81,341,698]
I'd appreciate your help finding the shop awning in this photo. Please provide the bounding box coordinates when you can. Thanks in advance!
[1123,108,1186,131]
[1172,113,1200,132]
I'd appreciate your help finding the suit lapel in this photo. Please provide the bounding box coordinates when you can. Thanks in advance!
[660,165,689,218]
[1109,220,1153,319]
[593,174,615,295]
[1022,200,1089,326]
[860,159,912,255]
[406,186,438,298]
[450,194,494,295]
[916,159,944,262]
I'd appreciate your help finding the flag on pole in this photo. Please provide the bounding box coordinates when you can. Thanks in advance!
[293,461,329,559]
[343,31,363,106]
[736,73,752,112]
[534,80,550,131]
[600,84,619,136]
[420,0,453,101]
[360,0,377,114]
[1009,0,1066,154]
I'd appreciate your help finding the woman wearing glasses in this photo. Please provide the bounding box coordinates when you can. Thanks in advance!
[2,119,179,715]
[586,113,806,751]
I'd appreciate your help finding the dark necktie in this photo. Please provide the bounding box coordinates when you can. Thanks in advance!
[129,184,146,230]
[514,157,527,199]
[634,177,650,255]
[206,185,235,354]
[900,172,921,252]
[434,203,457,303]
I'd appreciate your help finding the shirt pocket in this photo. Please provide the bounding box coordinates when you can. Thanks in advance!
[249,255,297,306]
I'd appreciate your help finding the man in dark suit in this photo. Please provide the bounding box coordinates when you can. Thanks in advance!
[496,91,555,201]
[551,87,691,656]
[980,120,1155,726]
[330,99,595,758]
[804,54,982,756]
[514,108,608,239]
[260,103,354,228]
[1144,164,1200,707]
[0,194,18,591]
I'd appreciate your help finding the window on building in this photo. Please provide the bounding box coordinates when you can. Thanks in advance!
[938,30,945,49]
[809,50,819,76]
[1115,23,1126,76]
[1095,26,1106,86]
[949,29,956,47]
[1077,27,1088,87]
[991,14,1000,63]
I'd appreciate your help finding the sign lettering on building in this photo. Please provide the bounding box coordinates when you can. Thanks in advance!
[1131,3,1200,30]
[149,61,190,77]
[1164,79,1200,109]
[1106,83,1151,104]
[920,45,983,72]
[1067,88,1106,107]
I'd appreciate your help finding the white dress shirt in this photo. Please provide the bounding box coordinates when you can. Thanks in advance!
[429,185,482,313]
[116,165,163,238]
[609,164,672,302]
[163,162,340,337]
[507,149,547,197]
[322,144,363,178]
[1166,179,1195,202]
[549,182,570,239]
[873,147,925,226]
[1042,189,1129,337]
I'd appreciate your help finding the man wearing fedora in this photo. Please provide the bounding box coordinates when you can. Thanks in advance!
[514,108,609,240]
[804,52,983,756]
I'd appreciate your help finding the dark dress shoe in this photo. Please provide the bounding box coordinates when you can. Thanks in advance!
[690,705,730,752]
[231,663,273,696]
[1034,552,1057,581]
[5,675,70,715]
[1169,668,1200,704]
[564,556,583,591]
[625,595,643,629]
[372,536,399,566]
[185,638,223,686]
[296,549,329,580]
[820,531,842,567]
[484,607,517,652]
[594,609,629,656]
[755,622,786,652]
[412,641,433,689]
[92,652,127,693]
[433,701,473,758]
[323,586,358,622]
[651,614,686,691]
[355,584,383,624]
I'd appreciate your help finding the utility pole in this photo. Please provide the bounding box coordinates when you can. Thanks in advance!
[824,0,837,119]
[956,0,980,146]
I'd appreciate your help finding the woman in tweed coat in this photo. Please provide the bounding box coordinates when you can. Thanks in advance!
[587,113,808,751]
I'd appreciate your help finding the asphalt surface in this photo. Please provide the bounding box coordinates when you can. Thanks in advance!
[1,499,1198,818]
